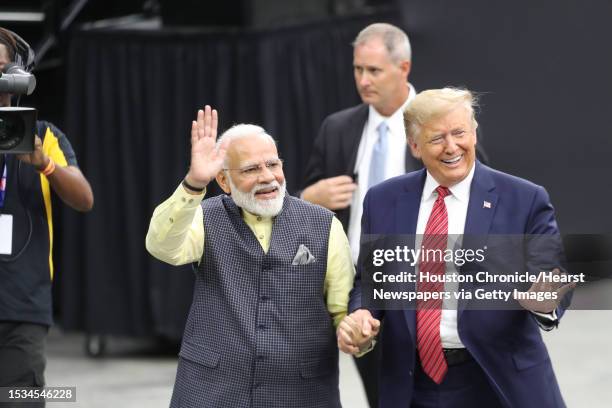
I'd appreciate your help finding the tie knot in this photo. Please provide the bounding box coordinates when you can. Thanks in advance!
[436,186,451,199]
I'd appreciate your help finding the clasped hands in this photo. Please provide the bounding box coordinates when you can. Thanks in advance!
[301,175,357,210]
[336,309,380,355]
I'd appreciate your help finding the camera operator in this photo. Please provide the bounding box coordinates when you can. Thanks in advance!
[0,27,93,400]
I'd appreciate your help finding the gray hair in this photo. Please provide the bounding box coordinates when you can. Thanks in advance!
[353,23,412,63]
[216,123,277,166]
[403,88,479,142]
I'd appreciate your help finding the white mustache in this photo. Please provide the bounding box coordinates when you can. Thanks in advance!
[253,181,280,194]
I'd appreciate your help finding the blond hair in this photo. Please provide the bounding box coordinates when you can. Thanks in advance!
[403,88,478,142]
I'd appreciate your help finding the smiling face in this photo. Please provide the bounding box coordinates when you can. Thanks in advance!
[411,105,477,187]
[216,134,286,216]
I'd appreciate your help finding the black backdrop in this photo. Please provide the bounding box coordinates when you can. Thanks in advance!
[57,13,387,337]
[57,1,612,338]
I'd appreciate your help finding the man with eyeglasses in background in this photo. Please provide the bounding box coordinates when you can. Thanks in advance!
[146,106,354,408]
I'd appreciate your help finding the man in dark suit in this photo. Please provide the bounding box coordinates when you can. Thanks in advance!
[337,88,574,407]
[301,23,488,406]
[302,23,416,238]
[301,22,417,407]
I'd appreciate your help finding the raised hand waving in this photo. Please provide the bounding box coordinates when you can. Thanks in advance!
[184,105,229,191]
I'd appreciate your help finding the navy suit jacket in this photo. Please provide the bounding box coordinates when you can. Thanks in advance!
[349,161,568,408]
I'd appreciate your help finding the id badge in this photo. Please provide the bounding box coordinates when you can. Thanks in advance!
[0,214,13,255]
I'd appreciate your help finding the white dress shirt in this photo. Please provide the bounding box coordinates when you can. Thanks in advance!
[348,83,416,264]
[415,164,476,348]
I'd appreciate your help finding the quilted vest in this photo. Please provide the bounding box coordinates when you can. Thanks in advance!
[171,194,341,408]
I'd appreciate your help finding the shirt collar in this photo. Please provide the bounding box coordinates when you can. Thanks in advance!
[422,162,476,203]
[367,82,416,131]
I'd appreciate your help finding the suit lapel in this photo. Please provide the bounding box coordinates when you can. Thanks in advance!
[464,162,498,236]
[395,172,425,235]
[393,164,499,343]
[344,105,369,175]
[459,162,498,319]
[396,170,426,343]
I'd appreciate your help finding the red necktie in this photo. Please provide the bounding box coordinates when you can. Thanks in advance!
[416,186,451,384]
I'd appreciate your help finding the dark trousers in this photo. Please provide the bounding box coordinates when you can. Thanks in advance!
[411,354,503,408]
[0,322,48,408]
[353,328,381,408]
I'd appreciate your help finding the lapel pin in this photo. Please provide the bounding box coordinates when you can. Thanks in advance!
[483,201,491,209]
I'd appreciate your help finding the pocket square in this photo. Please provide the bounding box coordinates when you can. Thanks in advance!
[292,244,316,265]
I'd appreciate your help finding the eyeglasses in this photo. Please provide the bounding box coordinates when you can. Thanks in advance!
[223,158,284,179]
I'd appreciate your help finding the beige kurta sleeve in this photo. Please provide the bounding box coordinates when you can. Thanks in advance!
[145,184,206,265]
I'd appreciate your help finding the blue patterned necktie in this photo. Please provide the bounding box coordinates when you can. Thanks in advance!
[368,121,389,189]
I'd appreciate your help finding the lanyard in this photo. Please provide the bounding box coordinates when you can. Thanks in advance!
[0,156,6,208]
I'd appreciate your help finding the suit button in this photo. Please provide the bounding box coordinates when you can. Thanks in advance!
[257,355,265,360]
[257,324,266,330]
[409,370,413,376]
[260,295,269,301]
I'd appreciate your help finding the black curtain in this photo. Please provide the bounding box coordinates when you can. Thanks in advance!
[58,0,612,338]
[398,0,612,234]
[58,12,397,338]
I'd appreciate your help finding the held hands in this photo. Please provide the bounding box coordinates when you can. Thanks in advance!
[301,175,357,210]
[516,268,576,314]
[184,105,229,190]
[16,136,48,170]
[337,309,380,355]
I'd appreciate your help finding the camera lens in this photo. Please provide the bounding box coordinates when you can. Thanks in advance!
[0,116,25,150]
[0,107,36,153]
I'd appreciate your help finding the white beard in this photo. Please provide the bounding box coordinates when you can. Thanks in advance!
[228,177,286,217]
